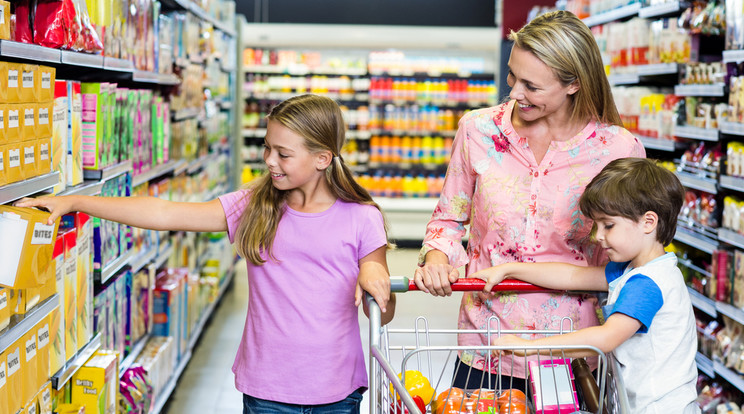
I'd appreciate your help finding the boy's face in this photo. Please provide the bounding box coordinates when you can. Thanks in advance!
[592,214,647,265]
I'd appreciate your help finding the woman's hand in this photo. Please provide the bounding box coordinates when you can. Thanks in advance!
[14,195,76,225]
[414,262,459,296]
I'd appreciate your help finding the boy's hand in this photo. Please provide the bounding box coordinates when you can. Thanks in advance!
[355,271,391,313]
[470,266,508,293]
[491,334,534,357]
[14,196,74,225]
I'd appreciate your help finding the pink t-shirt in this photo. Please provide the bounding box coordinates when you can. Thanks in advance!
[219,189,387,404]
[420,100,646,378]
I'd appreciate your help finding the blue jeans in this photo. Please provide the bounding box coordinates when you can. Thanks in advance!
[242,389,364,414]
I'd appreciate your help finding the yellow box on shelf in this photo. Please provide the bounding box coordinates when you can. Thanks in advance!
[70,351,118,414]
[0,205,59,289]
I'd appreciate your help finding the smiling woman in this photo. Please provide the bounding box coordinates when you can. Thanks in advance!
[412,10,646,390]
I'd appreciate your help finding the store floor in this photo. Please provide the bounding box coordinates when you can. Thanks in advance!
[162,248,462,414]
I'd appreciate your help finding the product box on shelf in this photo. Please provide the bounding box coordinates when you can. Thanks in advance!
[22,139,37,178]
[36,319,50,386]
[37,101,53,139]
[6,141,22,183]
[0,144,4,187]
[37,137,51,176]
[23,329,38,405]
[38,381,52,414]
[61,212,93,349]
[70,350,119,414]
[0,352,6,414]
[6,339,22,414]
[0,1,9,41]
[0,286,7,331]
[22,103,37,142]
[66,81,83,187]
[0,205,59,288]
[0,104,6,145]
[81,82,106,170]
[7,103,21,143]
[153,268,188,358]
[21,64,40,103]
[62,228,78,361]
[52,82,68,194]
[6,62,21,103]
[49,234,65,377]
[39,66,55,103]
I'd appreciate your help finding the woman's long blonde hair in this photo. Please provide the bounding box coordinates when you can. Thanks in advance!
[509,10,622,126]
[234,94,392,265]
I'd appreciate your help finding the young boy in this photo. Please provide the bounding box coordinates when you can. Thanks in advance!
[472,158,699,413]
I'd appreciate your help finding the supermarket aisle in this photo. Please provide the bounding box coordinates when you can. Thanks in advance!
[164,248,462,413]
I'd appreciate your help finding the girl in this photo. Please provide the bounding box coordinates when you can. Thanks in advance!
[18,94,396,413]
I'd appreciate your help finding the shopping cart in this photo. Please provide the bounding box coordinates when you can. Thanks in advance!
[366,277,630,414]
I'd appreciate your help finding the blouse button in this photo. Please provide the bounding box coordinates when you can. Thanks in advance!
[534,171,538,177]
[531,194,537,200]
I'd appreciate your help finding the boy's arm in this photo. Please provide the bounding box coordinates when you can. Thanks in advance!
[471,262,609,292]
[493,313,641,358]
[357,246,396,325]
[15,195,228,232]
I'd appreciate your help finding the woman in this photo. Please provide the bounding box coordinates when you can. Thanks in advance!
[413,10,645,388]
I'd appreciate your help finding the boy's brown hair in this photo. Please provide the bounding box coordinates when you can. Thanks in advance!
[579,158,684,246]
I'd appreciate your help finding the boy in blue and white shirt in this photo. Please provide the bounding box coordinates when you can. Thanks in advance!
[473,158,699,413]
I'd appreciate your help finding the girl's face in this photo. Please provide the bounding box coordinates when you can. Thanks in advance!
[507,46,579,123]
[263,120,327,192]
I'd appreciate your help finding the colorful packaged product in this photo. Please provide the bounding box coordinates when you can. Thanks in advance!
[529,358,578,414]
[6,141,23,183]
[36,319,51,384]
[67,80,83,186]
[5,339,22,414]
[71,350,118,414]
[22,329,38,404]
[62,227,78,360]
[0,205,59,288]
[49,234,66,377]
[52,81,68,193]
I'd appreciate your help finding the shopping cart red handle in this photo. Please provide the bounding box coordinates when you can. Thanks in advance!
[391,277,551,293]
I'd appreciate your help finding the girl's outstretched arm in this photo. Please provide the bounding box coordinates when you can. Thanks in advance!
[15,195,228,233]
[357,245,396,325]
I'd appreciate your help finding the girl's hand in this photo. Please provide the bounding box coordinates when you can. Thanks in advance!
[14,195,75,225]
[413,263,459,296]
[355,270,391,313]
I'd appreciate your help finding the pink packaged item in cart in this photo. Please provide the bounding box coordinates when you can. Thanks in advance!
[528,358,579,414]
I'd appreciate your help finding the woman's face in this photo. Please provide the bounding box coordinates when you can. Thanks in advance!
[507,46,579,123]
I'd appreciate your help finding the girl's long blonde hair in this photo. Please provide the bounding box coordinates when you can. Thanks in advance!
[234,94,392,265]
[509,10,622,126]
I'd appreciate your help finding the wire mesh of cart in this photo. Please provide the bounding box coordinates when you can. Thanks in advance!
[366,277,630,414]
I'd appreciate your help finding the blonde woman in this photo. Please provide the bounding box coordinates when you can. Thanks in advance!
[413,10,645,389]
[19,94,395,413]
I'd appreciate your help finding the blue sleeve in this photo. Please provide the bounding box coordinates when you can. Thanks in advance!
[604,261,630,283]
[608,274,663,333]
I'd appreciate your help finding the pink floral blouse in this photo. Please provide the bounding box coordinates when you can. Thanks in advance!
[419,100,645,378]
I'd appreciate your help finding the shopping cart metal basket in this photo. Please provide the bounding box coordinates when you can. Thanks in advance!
[366,277,630,414]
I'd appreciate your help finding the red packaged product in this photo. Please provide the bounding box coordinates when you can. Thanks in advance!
[34,0,79,50]
[14,0,33,44]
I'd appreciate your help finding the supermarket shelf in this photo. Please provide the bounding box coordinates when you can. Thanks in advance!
[607,73,639,85]
[723,50,744,64]
[696,353,715,378]
[678,257,712,279]
[58,180,105,196]
[718,228,744,250]
[676,171,717,194]
[636,62,679,76]
[83,160,133,181]
[132,160,181,187]
[242,128,267,138]
[245,64,367,76]
[376,196,438,213]
[720,121,744,137]
[172,107,200,121]
[720,175,744,193]
[717,301,744,327]
[0,294,59,353]
[688,287,717,318]
[714,360,744,394]
[97,249,135,284]
[188,268,235,351]
[637,135,680,152]
[674,83,726,97]
[51,333,102,390]
[672,125,719,141]
[582,3,641,27]
[103,57,135,72]
[60,50,104,68]
[0,172,60,204]
[151,349,193,414]
[129,246,159,274]
[639,1,683,18]
[153,242,174,270]
[674,224,718,254]
[0,40,60,63]
[119,333,150,378]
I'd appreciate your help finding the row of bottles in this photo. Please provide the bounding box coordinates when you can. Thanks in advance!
[357,171,445,198]
[368,105,465,133]
[369,77,496,104]
[369,135,453,165]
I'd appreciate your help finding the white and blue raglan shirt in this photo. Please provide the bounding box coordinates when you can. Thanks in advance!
[604,252,700,414]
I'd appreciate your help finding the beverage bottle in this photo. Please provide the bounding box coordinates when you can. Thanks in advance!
[571,358,606,414]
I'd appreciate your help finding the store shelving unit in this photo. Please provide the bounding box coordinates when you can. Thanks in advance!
[0,1,240,409]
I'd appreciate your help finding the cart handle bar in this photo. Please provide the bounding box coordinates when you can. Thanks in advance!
[391,277,551,293]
